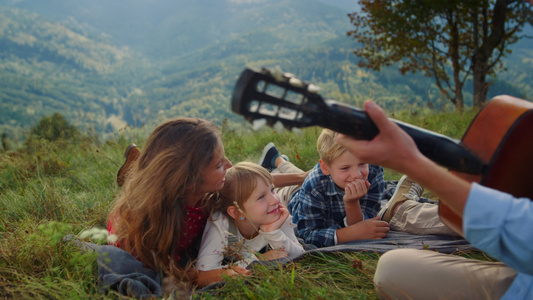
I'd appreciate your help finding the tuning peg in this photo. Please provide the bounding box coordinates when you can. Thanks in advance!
[308,84,320,93]
[289,77,304,88]
[252,118,267,130]
[273,121,284,133]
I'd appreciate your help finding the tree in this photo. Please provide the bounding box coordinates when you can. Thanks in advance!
[347,0,533,110]
[31,113,79,142]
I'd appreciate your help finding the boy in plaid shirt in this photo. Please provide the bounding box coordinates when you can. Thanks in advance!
[288,129,390,248]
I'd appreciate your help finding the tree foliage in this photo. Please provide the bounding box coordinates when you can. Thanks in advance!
[31,113,79,142]
[347,0,533,110]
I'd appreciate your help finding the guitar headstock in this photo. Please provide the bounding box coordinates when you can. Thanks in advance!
[231,67,328,130]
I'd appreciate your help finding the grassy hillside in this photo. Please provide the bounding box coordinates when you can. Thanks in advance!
[0,107,484,299]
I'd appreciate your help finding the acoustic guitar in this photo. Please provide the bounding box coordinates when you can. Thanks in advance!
[231,67,533,235]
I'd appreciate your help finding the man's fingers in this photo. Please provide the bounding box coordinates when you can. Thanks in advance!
[364,100,390,131]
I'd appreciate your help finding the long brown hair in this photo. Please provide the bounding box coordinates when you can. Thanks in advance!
[204,162,272,218]
[109,118,221,277]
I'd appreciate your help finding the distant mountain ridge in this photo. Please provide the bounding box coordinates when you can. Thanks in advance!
[5,0,352,60]
[0,1,531,144]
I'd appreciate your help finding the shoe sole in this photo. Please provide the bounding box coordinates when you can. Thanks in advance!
[117,143,141,187]
[380,175,409,222]
[258,142,276,167]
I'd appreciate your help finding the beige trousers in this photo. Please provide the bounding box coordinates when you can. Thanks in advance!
[272,161,304,207]
[389,200,460,236]
[374,248,516,300]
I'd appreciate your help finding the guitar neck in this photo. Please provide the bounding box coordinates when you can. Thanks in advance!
[323,101,486,174]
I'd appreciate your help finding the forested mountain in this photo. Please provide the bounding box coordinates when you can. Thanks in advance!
[0,0,532,144]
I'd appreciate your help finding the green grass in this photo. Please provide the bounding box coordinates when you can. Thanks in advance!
[196,251,380,299]
[1,106,484,299]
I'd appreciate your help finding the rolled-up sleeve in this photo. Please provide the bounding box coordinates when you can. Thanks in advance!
[464,183,533,275]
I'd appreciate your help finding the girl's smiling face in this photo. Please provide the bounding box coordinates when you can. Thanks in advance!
[241,177,282,227]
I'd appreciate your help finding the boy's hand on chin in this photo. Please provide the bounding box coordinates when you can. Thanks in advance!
[343,179,370,204]
[260,204,289,232]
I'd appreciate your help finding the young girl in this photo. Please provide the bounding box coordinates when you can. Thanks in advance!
[107,118,232,281]
[195,162,306,287]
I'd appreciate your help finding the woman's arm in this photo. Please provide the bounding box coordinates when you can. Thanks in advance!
[195,214,255,287]
[272,171,309,188]
[196,267,250,287]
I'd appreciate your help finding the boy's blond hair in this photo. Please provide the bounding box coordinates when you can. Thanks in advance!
[316,129,346,164]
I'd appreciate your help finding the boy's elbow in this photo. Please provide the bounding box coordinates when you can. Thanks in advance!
[303,232,330,248]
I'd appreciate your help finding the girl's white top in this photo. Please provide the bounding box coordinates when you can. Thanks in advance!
[196,211,306,271]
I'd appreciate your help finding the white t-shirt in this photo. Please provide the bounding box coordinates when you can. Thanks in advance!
[196,211,306,271]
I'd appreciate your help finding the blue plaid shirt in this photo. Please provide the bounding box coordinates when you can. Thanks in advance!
[288,163,385,248]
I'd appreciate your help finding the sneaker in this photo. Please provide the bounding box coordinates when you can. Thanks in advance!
[117,143,141,187]
[258,142,280,171]
[377,175,424,222]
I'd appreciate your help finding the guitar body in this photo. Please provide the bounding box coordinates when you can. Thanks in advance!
[439,95,533,235]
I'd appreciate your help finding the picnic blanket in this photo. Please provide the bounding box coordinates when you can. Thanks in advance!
[65,230,473,298]
[304,230,473,255]
[196,231,474,293]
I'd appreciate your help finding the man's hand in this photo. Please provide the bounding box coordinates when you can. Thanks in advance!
[336,100,420,175]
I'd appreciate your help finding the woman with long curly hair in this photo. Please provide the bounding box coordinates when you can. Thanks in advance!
[107,118,232,281]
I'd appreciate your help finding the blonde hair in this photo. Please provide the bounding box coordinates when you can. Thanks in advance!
[204,162,273,218]
[109,118,221,278]
[316,129,346,164]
